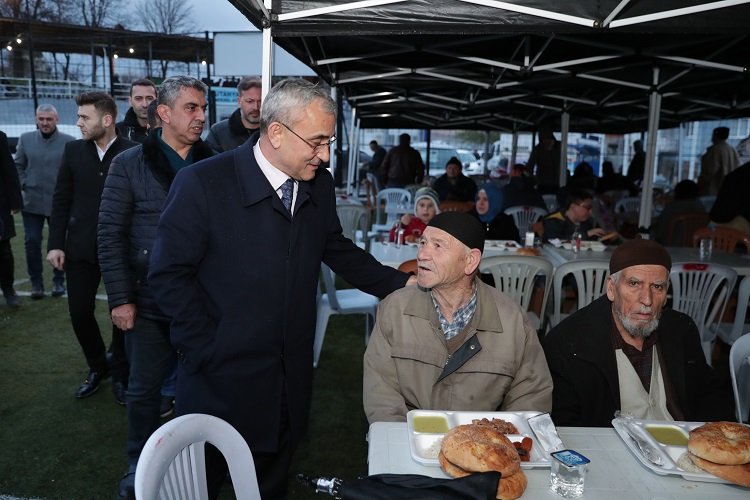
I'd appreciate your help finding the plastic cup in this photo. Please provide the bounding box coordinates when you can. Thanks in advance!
[699,237,713,260]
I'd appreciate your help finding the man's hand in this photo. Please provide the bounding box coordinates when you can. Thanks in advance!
[47,249,65,271]
[587,228,607,238]
[111,303,137,331]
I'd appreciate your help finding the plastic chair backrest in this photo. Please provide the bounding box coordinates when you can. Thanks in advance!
[693,226,750,254]
[404,184,422,198]
[550,260,611,327]
[397,259,418,275]
[722,275,750,346]
[698,195,717,213]
[663,212,709,247]
[729,332,750,423]
[375,188,412,225]
[479,255,553,316]
[135,413,261,500]
[614,196,641,214]
[669,262,737,344]
[336,204,370,245]
[504,205,548,236]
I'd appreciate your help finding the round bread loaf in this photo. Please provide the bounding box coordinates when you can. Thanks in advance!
[688,421,750,465]
[441,424,521,477]
[496,470,527,500]
[689,453,750,487]
[438,451,470,478]
[516,247,540,256]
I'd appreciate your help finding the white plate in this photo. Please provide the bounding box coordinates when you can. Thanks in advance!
[484,240,520,252]
[611,417,731,484]
[560,241,607,252]
[406,410,549,468]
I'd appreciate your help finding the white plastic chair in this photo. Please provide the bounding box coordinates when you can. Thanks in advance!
[134,413,261,500]
[542,194,558,214]
[549,260,611,328]
[613,196,641,216]
[372,188,412,232]
[729,332,750,423]
[504,205,548,236]
[313,264,379,367]
[479,255,553,330]
[336,204,370,250]
[716,275,750,346]
[669,262,737,365]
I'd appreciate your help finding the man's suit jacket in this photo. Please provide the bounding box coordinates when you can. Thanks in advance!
[48,136,137,263]
[148,141,408,453]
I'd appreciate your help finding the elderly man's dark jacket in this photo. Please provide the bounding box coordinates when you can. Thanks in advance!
[148,141,409,453]
[48,136,137,262]
[98,131,214,321]
[542,295,734,427]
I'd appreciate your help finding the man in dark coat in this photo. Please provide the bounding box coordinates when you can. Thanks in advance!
[148,78,413,499]
[0,130,23,307]
[99,76,215,500]
[543,239,734,427]
[431,156,477,203]
[116,79,157,144]
[710,161,750,231]
[381,133,424,187]
[205,76,261,152]
[48,92,137,402]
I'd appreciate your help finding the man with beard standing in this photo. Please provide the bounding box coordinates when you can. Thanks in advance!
[98,76,214,500]
[48,92,137,402]
[116,79,157,143]
[543,239,734,426]
[206,76,261,152]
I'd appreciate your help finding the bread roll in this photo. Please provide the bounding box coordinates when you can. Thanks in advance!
[690,453,750,487]
[688,421,750,465]
[441,424,521,477]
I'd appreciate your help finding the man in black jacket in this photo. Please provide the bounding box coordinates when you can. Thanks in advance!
[0,130,23,307]
[98,76,214,500]
[543,239,734,427]
[115,79,157,144]
[205,76,261,152]
[47,92,137,403]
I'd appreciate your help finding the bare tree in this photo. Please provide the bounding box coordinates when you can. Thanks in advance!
[0,0,58,20]
[138,0,195,78]
[74,0,125,27]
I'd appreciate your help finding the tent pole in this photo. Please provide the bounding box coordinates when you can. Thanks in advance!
[350,117,361,195]
[560,111,570,187]
[347,106,358,194]
[483,130,491,176]
[639,67,661,234]
[260,0,274,100]
[510,128,518,169]
[330,86,338,179]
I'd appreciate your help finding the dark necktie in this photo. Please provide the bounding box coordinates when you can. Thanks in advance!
[281,177,294,214]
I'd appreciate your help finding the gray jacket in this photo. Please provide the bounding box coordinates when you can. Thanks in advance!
[15,128,75,216]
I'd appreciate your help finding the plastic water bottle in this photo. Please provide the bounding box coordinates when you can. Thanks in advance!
[572,225,582,254]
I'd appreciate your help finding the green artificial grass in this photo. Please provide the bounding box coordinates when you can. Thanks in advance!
[0,224,371,499]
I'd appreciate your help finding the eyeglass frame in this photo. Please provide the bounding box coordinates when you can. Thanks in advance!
[280,122,336,153]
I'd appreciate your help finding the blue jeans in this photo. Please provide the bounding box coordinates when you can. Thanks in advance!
[124,316,176,466]
[22,212,64,288]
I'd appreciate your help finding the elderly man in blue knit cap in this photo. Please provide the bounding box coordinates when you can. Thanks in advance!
[363,212,552,423]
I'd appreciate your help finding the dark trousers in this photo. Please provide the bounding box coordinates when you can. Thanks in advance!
[22,212,64,288]
[0,238,14,295]
[206,399,293,500]
[64,259,128,379]
[124,316,176,466]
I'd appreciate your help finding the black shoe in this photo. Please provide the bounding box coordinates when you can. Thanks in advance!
[30,286,45,300]
[51,283,66,297]
[74,369,110,399]
[4,292,21,308]
[160,396,175,418]
[117,471,136,500]
[112,380,127,406]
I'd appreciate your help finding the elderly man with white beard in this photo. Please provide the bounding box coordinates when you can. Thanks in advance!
[542,239,734,427]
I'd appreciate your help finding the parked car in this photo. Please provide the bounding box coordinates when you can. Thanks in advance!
[412,142,461,179]
[457,148,484,175]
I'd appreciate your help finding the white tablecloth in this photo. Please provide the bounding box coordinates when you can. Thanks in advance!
[367,422,749,499]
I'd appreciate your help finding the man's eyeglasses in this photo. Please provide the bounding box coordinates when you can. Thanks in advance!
[574,202,593,211]
[281,123,336,153]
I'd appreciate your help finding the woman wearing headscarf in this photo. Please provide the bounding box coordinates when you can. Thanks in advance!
[471,182,520,242]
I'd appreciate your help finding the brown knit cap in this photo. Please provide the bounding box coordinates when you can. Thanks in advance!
[609,239,672,274]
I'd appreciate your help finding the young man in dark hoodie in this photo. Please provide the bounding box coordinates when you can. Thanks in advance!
[206,75,262,152]
[116,78,157,144]
[97,76,214,500]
